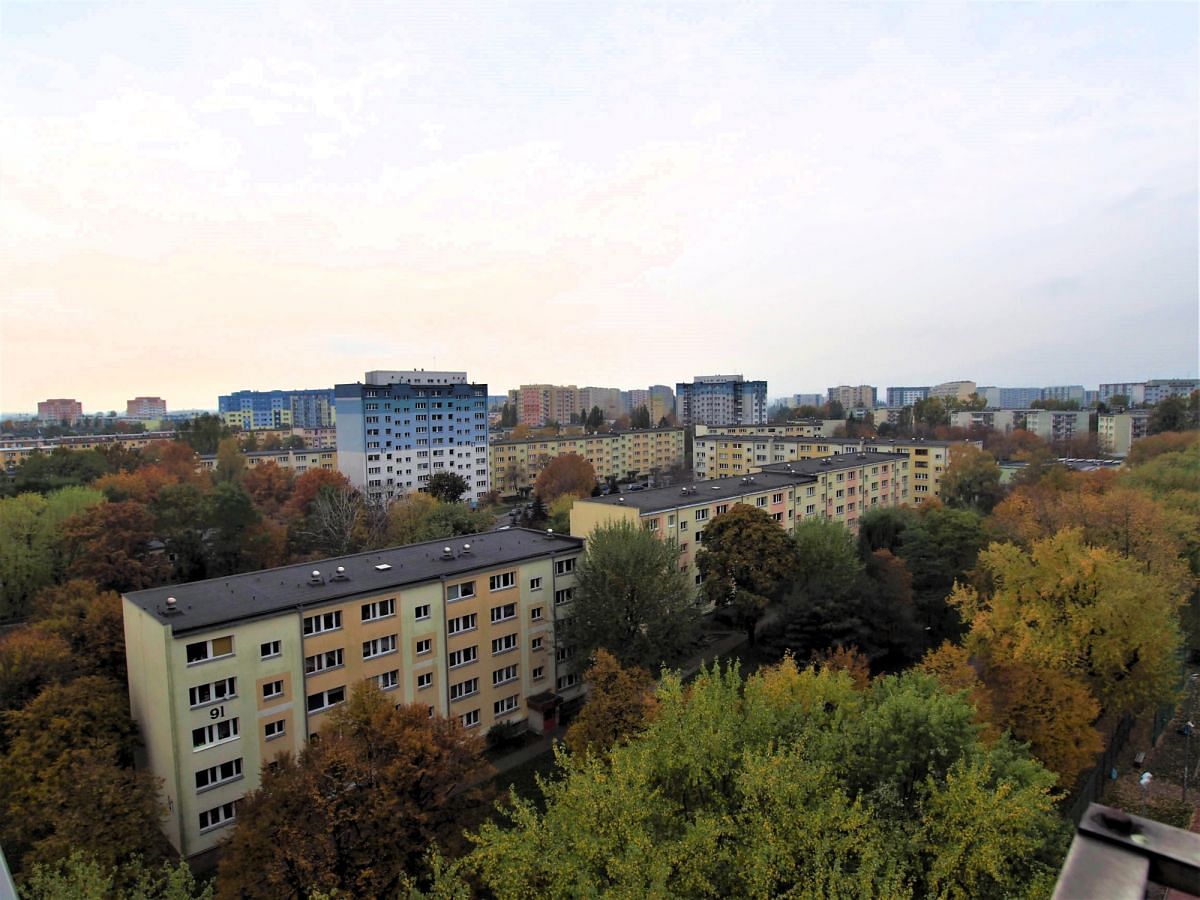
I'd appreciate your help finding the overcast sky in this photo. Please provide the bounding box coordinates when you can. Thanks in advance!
[2,1,1196,412]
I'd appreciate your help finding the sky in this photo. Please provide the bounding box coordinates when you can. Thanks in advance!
[1,1,1197,413]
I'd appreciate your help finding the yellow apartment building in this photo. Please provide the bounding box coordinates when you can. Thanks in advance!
[122,529,583,858]
[490,428,685,494]
[570,452,909,584]
[1098,411,1152,457]
[694,420,842,438]
[196,448,338,475]
[1,431,179,470]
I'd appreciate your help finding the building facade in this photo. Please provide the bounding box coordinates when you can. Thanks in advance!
[978,386,1043,409]
[218,389,336,431]
[570,453,910,583]
[126,397,168,419]
[1098,383,1147,405]
[36,398,83,423]
[516,385,582,427]
[826,385,877,409]
[489,428,685,494]
[885,387,929,408]
[929,381,977,402]
[336,370,489,504]
[675,375,767,427]
[1098,411,1152,457]
[197,448,337,475]
[792,393,825,408]
[122,529,583,859]
[1021,409,1091,444]
[1144,379,1200,405]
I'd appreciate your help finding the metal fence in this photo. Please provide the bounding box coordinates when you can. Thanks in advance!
[1064,714,1135,825]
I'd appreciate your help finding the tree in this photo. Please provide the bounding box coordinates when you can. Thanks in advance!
[30,580,126,684]
[60,500,169,592]
[500,402,518,427]
[5,448,111,496]
[174,413,229,455]
[464,661,1063,898]
[697,504,799,642]
[1124,431,1199,467]
[1150,395,1192,434]
[150,482,210,582]
[559,520,698,670]
[21,851,213,899]
[282,468,353,520]
[894,504,987,644]
[952,529,1186,717]
[585,406,604,430]
[242,461,295,516]
[939,444,1004,513]
[0,677,166,879]
[425,471,470,504]
[564,650,658,758]
[547,493,576,534]
[213,437,246,483]
[217,682,490,898]
[630,405,651,429]
[0,626,73,717]
[533,453,596,503]
[283,434,307,450]
[302,485,363,557]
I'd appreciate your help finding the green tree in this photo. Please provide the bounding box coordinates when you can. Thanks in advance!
[630,405,651,429]
[174,413,229,455]
[424,471,470,503]
[585,405,604,430]
[6,448,111,496]
[1149,395,1193,434]
[559,520,698,669]
[213,437,245,483]
[203,481,262,574]
[895,504,987,644]
[940,444,1004,513]
[464,660,1064,898]
[217,683,490,898]
[697,504,799,642]
[21,851,213,899]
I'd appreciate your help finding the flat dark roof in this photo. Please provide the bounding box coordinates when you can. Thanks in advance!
[490,428,684,447]
[125,528,582,636]
[583,471,817,515]
[758,452,909,475]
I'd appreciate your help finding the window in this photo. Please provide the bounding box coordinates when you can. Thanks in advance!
[531,636,544,651]
[303,611,342,636]
[449,678,479,701]
[556,646,574,663]
[361,598,395,622]
[192,718,239,750]
[490,603,517,624]
[555,588,573,606]
[362,635,398,659]
[195,758,243,792]
[645,519,659,531]
[695,509,708,521]
[806,504,816,515]
[260,640,281,660]
[530,577,543,591]
[377,670,399,691]
[448,613,477,634]
[186,636,234,665]
[695,530,705,544]
[199,800,238,833]
[307,686,346,713]
[772,493,783,503]
[449,646,478,668]
[447,581,475,601]
[305,648,344,674]
[491,633,518,655]
[806,486,815,496]
[715,504,728,515]
[189,677,236,708]
[415,604,431,620]
[532,665,545,680]
[679,520,688,532]
[262,679,284,701]
[530,606,543,621]
[494,695,520,716]
[489,572,516,591]
[460,709,480,728]
[416,638,432,655]
[756,496,767,507]
[417,672,433,690]
[264,719,285,740]
[493,664,519,686]
[556,673,579,691]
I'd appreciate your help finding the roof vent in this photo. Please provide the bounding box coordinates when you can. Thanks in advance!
[821,458,832,466]
[375,563,392,571]
[461,543,471,553]
[331,565,350,582]
[163,596,181,615]
[309,570,324,585]
[441,546,455,560]
[618,497,625,503]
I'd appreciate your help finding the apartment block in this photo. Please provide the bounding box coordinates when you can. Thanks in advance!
[792,393,825,408]
[1098,411,1152,457]
[978,386,1042,410]
[570,453,910,582]
[1,430,180,471]
[126,396,168,419]
[675,375,767,427]
[929,381,977,402]
[516,385,582,427]
[122,529,583,858]
[694,421,842,439]
[1099,383,1147,405]
[949,409,1020,432]
[1021,409,1091,444]
[886,387,929,408]
[827,385,877,409]
[490,428,685,494]
[577,387,624,421]
[197,449,337,475]
[336,370,489,504]
[692,433,966,505]
[1144,379,1200,404]
[37,398,84,423]
[1040,385,1086,404]
[218,389,335,431]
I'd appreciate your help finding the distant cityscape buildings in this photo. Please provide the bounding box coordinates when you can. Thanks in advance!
[826,385,877,409]
[675,375,768,427]
[125,396,167,419]
[335,370,489,504]
[886,387,930,408]
[218,388,336,431]
[792,393,825,408]
[36,398,83,423]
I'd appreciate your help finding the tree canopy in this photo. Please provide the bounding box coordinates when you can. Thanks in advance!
[424,471,470,504]
[533,453,596,504]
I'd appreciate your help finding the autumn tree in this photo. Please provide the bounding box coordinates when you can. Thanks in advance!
[697,504,799,642]
[560,520,698,670]
[0,676,166,879]
[464,661,1063,898]
[282,468,354,521]
[952,529,1186,717]
[217,682,490,898]
[564,650,658,758]
[939,444,1005,513]
[533,453,596,504]
[242,461,295,516]
[30,580,127,684]
[1124,431,1199,467]
[0,627,73,717]
[424,471,470,504]
[60,500,169,592]
[301,485,363,557]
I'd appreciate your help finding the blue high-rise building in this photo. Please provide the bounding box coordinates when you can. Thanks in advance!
[217,388,335,430]
[336,370,489,504]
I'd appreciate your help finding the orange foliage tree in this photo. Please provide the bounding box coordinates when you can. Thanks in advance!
[533,452,596,503]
